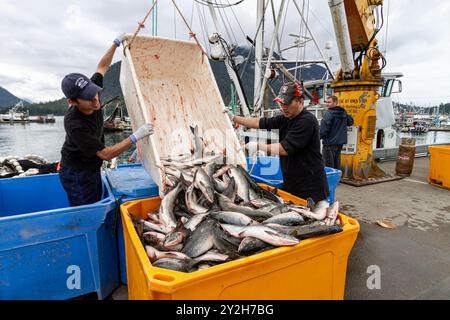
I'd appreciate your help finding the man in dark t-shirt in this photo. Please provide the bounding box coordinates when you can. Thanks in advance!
[228,82,329,203]
[59,35,154,206]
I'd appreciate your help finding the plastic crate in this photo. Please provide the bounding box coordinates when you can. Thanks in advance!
[120,185,359,300]
[246,156,342,203]
[324,167,342,204]
[105,163,159,284]
[247,156,284,189]
[0,173,119,300]
[428,145,450,189]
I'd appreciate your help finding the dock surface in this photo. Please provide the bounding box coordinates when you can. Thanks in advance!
[341,157,450,299]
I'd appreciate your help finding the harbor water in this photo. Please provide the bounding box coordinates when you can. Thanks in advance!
[1,116,450,164]
[0,116,134,164]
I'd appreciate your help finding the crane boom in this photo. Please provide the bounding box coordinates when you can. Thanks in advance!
[328,0,400,186]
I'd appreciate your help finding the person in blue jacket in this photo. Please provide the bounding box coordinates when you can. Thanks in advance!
[320,95,354,170]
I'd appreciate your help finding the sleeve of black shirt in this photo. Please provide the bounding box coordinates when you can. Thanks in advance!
[259,115,284,130]
[280,117,314,155]
[65,119,106,157]
[91,72,104,88]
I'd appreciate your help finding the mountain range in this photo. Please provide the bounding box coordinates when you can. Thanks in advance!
[0,86,25,108]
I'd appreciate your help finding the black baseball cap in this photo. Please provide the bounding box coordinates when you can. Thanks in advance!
[61,73,102,100]
[274,81,303,105]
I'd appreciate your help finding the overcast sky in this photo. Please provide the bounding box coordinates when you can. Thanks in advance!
[0,0,449,107]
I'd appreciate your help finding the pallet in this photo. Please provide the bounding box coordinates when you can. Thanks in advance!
[428,178,450,190]
[341,174,404,187]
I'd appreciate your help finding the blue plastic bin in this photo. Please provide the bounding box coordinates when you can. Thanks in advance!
[246,156,342,203]
[105,164,159,284]
[0,173,119,300]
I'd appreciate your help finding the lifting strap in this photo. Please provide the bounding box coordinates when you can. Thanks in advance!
[171,0,207,59]
[124,0,206,60]
[124,0,159,54]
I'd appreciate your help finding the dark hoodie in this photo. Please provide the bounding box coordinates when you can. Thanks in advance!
[320,107,354,145]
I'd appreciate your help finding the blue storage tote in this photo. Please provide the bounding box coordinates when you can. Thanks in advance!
[324,167,342,203]
[246,156,342,203]
[0,173,119,300]
[105,164,159,284]
[247,155,284,188]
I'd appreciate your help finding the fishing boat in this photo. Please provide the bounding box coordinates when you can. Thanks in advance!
[28,114,56,123]
[0,101,29,123]
[102,97,132,132]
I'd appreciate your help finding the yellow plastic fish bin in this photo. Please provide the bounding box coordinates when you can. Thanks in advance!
[120,184,359,300]
[428,145,450,189]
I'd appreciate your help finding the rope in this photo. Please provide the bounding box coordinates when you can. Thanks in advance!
[171,0,208,58]
[222,4,239,45]
[279,0,291,57]
[197,3,211,54]
[174,5,177,38]
[239,44,253,78]
[124,0,159,54]
[190,1,195,29]
[217,3,235,44]
[202,4,211,38]
[194,0,245,8]
[227,0,247,39]
[248,150,266,175]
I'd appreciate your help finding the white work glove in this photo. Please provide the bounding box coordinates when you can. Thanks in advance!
[244,141,259,155]
[223,108,235,122]
[113,33,127,47]
[130,123,154,143]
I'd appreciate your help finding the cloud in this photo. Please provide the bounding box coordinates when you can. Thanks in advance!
[0,0,449,105]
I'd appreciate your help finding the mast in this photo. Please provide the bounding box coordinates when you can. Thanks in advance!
[152,0,158,36]
[254,0,286,116]
[254,0,265,108]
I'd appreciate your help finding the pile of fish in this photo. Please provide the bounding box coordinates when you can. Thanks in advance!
[132,165,343,273]
[130,125,343,272]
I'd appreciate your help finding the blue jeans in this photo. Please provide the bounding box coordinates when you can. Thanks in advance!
[59,166,102,207]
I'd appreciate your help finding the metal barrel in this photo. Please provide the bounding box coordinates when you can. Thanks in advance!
[395,138,416,176]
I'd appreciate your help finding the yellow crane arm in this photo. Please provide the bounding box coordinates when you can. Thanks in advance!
[328,0,398,186]
[344,0,383,53]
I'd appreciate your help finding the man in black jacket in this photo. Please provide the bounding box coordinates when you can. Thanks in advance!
[320,95,354,170]
[227,82,329,203]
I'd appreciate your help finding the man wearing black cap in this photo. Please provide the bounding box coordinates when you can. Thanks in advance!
[59,35,154,206]
[228,81,329,203]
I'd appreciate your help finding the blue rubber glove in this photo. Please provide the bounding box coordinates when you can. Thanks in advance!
[113,33,127,47]
[130,123,154,143]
